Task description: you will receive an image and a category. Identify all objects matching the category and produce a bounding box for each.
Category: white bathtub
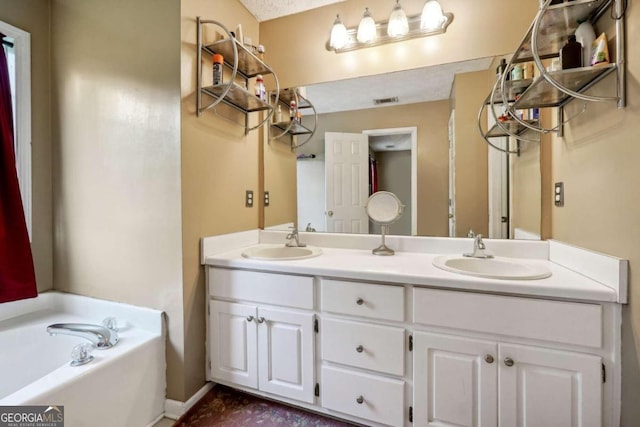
[0,291,165,427]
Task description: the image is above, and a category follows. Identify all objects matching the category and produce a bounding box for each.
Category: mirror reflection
[266,57,542,240]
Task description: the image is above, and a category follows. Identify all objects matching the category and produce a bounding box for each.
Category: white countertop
[205,243,620,303]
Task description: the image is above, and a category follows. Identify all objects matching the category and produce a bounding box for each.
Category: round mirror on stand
[365,191,405,256]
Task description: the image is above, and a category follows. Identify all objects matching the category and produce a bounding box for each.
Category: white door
[209,300,258,389]
[499,343,602,427]
[257,307,315,403]
[325,132,369,233]
[414,331,498,426]
[487,106,509,239]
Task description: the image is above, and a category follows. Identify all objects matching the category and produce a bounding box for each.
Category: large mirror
[261,0,544,240]
[265,58,543,240]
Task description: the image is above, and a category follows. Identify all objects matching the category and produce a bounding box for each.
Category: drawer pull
[257,317,266,324]
[356,345,364,353]
[356,298,364,306]
[246,315,254,322]
[356,395,364,404]
[504,357,514,367]
[484,354,494,364]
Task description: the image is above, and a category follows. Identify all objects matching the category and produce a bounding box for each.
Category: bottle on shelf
[561,35,582,69]
[575,20,596,68]
[289,100,298,122]
[212,54,224,85]
[255,74,266,102]
[274,104,282,123]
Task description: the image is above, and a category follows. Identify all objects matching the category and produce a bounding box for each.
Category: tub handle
[71,343,95,367]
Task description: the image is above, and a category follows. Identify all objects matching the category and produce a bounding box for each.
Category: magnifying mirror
[365,191,405,256]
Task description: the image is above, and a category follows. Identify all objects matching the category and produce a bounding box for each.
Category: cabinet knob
[484,354,494,364]
[356,395,364,404]
[356,298,364,306]
[356,345,364,353]
[504,357,514,367]
[257,317,266,324]
[246,315,254,322]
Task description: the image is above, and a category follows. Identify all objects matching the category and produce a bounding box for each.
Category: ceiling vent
[373,96,399,105]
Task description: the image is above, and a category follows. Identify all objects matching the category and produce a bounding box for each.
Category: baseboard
[164,382,214,420]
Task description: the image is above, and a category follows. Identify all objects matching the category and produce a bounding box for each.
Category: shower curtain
[0,32,37,303]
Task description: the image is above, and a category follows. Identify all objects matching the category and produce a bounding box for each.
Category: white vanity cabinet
[207,268,316,404]
[320,279,408,427]
[412,288,605,427]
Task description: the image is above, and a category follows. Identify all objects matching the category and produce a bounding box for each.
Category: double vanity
[202,229,627,427]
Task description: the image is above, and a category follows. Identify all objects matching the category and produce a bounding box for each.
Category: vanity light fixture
[326,0,453,53]
[387,1,409,37]
[329,14,348,49]
[357,8,377,43]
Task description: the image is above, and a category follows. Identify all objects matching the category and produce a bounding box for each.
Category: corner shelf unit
[479,0,625,154]
[269,88,318,149]
[196,18,279,134]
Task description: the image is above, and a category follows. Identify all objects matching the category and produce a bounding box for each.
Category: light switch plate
[554,182,564,207]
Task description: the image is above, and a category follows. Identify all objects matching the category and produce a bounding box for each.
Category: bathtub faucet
[47,323,119,349]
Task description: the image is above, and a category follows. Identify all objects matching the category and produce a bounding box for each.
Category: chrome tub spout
[47,323,119,349]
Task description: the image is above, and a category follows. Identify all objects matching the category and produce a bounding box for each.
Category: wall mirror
[264,57,543,241]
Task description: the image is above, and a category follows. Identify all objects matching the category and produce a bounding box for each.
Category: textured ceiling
[239,0,345,22]
[304,57,494,114]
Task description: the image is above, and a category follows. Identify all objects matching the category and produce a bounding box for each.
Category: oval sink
[241,244,322,261]
[433,255,552,280]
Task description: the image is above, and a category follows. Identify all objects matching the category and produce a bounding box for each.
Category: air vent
[374,96,399,105]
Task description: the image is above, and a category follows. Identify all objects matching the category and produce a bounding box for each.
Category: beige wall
[295,101,450,236]
[50,0,185,399]
[0,0,52,292]
[260,0,538,88]
[549,4,640,419]
[180,0,261,399]
[263,133,297,229]
[452,70,489,237]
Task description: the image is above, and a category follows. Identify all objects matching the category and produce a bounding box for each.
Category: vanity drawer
[208,268,313,309]
[321,279,404,321]
[322,365,404,427]
[413,288,602,348]
[322,318,405,376]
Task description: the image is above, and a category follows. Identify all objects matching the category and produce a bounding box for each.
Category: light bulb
[357,8,377,43]
[387,1,409,37]
[330,14,348,49]
[421,0,445,31]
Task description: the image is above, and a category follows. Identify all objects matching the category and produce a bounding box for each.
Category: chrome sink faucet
[463,234,494,259]
[47,323,119,349]
[286,227,306,247]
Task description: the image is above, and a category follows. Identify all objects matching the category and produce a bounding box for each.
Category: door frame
[362,127,418,236]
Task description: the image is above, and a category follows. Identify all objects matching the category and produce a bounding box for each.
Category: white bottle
[575,21,596,67]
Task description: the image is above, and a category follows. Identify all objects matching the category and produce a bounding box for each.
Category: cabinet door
[499,343,602,427]
[257,307,315,403]
[414,331,498,427]
[209,300,258,388]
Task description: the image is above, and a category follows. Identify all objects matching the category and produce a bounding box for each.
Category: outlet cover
[264,191,270,207]
[245,190,254,207]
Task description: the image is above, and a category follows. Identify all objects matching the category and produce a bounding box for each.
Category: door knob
[327,211,334,217]
[504,357,514,367]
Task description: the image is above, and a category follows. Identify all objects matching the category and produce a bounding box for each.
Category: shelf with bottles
[268,88,318,148]
[196,18,278,134]
[478,0,625,152]
[512,0,611,63]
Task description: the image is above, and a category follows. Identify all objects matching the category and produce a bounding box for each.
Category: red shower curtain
[0,33,37,303]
